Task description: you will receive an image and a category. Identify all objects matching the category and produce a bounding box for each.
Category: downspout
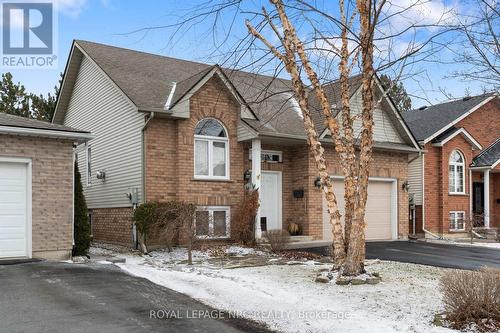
[420,151,441,239]
[136,111,155,249]
[72,145,76,248]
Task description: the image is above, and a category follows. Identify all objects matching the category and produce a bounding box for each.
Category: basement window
[449,211,465,231]
[195,207,230,238]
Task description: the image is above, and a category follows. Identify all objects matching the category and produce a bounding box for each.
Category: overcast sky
[4,0,495,108]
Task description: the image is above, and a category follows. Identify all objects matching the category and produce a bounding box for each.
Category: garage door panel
[0,162,29,259]
[323,179,394,241]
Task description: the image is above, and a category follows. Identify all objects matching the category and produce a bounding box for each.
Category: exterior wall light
[314,177,322,189]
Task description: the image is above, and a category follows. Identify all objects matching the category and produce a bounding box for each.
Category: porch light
[243,170,251,181]
[402,180,409,191]
[314,177,322,188]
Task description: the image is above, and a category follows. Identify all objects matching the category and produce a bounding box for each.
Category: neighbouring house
[52,40,420,247]
[0,113,92,260]
[403,94,499,238]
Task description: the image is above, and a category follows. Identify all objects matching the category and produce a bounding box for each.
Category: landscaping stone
[318,267,330,272]
[336,276,351,285]
[351,278,367,285]
[315,275,331,283]
[366,276,381,285]
[372,272,380,278]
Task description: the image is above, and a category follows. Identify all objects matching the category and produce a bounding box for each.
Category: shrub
[440,267,500,332]
[231,188,259,245]
[266,229,290,253]
[154,201,196,259]
[73,162,91,256]
[133,202,158,253]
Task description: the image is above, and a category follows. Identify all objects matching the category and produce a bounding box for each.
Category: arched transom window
[194,118,229,179]
[449,150,465,194]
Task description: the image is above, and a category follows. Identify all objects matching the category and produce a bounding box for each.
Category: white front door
[260,171,282,231]
[0,162,29,258]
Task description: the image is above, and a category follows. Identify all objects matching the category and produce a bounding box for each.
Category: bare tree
[124,0,454,276]
[449,0,499,87]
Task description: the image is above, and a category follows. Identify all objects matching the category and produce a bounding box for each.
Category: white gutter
[0,126,94,142]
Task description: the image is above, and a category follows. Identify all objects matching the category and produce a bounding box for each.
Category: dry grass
[440,267,500,332]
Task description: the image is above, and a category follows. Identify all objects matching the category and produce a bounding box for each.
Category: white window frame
[449,211,465,231]
[195,206,231,239]
[248,149,283,163]
[449,150,465,194]
[86,144,92,186]
[193,119,230,180]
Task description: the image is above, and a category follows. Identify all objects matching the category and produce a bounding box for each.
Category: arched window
[194,118,229,179]
[449,150,465,194]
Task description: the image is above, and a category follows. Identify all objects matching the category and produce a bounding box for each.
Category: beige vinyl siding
[64,55,144,208]
[408,155,423,205]
[339,88,405,143]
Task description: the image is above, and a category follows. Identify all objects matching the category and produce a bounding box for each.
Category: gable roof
[402,93,497,142]
[54,40,418,149]
[0,112,92,141]
[431,126,482,150]
[471,138,500,168]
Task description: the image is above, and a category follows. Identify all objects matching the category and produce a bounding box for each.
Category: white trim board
[0,125,94,142]
[0,157,32,259]
[431,128,482,150]
[423,95,496,144]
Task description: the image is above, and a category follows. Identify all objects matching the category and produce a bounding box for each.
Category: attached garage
[0,160,30,258]
[323,177,398,241]
[0,113,91,260]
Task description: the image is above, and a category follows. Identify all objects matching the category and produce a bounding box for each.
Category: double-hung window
[194,118,229,180]
[449,150,465,194]
[449,211,465,231]
[195,207,230,238]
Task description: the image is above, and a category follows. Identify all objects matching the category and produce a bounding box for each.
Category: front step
[259,235,315,244]
[475,228,499,240]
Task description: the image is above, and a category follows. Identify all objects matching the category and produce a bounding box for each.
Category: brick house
[404,94,499,238]
[0,113,92,260]
[52,40,420,246]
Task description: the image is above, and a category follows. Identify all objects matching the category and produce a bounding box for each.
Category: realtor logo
[1,0,57,68]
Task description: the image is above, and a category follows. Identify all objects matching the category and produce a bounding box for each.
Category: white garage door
[0,162,29,259]
[323,179,395,241]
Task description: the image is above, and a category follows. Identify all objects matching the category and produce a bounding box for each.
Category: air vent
[418,105,427,110]
[462,96,472,101]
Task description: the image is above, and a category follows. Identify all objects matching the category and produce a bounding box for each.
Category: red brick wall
[422,98,499,235]
[144,117,178,202]
[305,146,409,239]
[90,207,134,246]
[424,135,475,234]
[144,75,245,239]
[456,98,500,152]
[0,134,74,259]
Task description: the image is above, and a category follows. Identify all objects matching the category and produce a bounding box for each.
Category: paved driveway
[0,261,272,333]
[366,241,500,270]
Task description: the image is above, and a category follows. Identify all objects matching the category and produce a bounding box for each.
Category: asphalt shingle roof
[471,138,500,167]
[74,40,368,138]
[401,93,497,141]
[0,112,89,133]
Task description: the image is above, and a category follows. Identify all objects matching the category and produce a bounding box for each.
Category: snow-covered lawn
[106,246,456,333]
